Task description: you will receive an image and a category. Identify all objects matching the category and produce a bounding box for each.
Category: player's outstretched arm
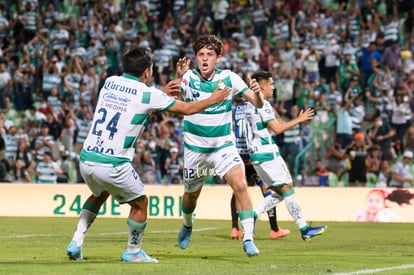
[168,86,231,115]
[268,108,314,134]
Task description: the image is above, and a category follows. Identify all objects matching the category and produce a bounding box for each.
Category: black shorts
[245,163,260,187]
[348,172,367,183]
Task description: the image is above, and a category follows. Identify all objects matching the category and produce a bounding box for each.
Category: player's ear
[216,55,222,64]
[141,67,152,83]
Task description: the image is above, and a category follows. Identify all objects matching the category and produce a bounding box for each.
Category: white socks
[72,209,97,246]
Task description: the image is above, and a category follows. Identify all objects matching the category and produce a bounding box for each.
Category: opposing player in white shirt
[66,47,230,263]
[174,35,264,256]
[246,70,327,241]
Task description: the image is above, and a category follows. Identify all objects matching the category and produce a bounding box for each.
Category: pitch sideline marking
[0,227,219,239]
[329,264,414,275]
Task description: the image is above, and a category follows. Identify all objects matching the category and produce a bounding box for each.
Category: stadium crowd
[0,0,414,187]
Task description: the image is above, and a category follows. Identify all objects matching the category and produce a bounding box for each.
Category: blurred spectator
[250,0,270,42]
[35,151,62,184]
[404,122,414,152]
[211,0,229,39]
[325,82,342,115]
[0,61,12,109]
[14,56,34,111]
[376,159,391,188]
[390,150,413,188]
[2,124,18,166]
[337,53,359,93]
[280,105,303,172]
[34,123,54,163]
[56,149,71,183]
[390,86,412,154]
[164,146,183,184]
[223,5,241,39]
[14,138,35,177]
[304,44,321,86]
[336,95,354,149]
[325,139,346,180]
[73,104,92,155]
[9,158,30,183]
[133,131,157,185]
[323,38,340,84]
[360,42,383,89]
[368,114,396,161]
[343,132,369,187]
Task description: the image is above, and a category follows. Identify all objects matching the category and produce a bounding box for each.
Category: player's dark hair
[122,47,153,78]
[193,35,223,56]
[251,71,273,82]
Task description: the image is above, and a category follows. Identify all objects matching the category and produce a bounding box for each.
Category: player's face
[260,78,274,98]
[195,47,220,79]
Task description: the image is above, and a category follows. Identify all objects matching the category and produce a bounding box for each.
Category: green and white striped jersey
[36,161,59,184]
[81,73,176,165]
[244,100,280,164]
[180,68,249,153]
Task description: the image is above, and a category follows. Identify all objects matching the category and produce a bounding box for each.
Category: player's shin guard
[71,200,100,246]
[126,218,147,253]
[254,192,283,216]
[283,188,307,229]
[238,209,255,241]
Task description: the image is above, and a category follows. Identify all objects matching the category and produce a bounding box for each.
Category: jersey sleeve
[257,101,276,124]
[229,72,249,97]
[150,87,177,112]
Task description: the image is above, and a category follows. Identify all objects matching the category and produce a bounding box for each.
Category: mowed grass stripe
[0,217,413,275]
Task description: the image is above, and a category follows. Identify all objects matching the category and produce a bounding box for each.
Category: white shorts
[183,145,243,193]
[80,162,145,204]
[252,154,293,188]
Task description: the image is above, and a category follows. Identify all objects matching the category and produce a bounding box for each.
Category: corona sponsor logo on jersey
[204,104,226,113]
[103,80,138,95]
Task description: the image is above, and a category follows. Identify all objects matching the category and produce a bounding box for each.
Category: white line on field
[0,227,219,239]
[328,264,414,275]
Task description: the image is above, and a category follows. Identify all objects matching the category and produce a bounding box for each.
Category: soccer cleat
[231,228,241,240]
[243,240,259,257]
[121,249,158,263]
[178,224,192,249]
[301,225,327,241]
[270,228,290,239]
[66,240,83,260]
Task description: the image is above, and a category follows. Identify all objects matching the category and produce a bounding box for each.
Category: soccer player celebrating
[245,70,327,241]
[66,47,230,262]
[231,96,290,240]
[174,34,264,256]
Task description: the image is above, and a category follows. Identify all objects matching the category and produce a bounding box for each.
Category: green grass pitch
[0,217,413,275]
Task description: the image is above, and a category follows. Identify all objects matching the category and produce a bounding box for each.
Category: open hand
[175,57,191,79]
[163,80,181,98]
[298,108,315,122]
[210,86,231,104]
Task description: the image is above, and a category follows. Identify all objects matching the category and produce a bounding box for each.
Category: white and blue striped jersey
[233,102,253,157]
[81,73,176,165]
[180,68,249,153]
